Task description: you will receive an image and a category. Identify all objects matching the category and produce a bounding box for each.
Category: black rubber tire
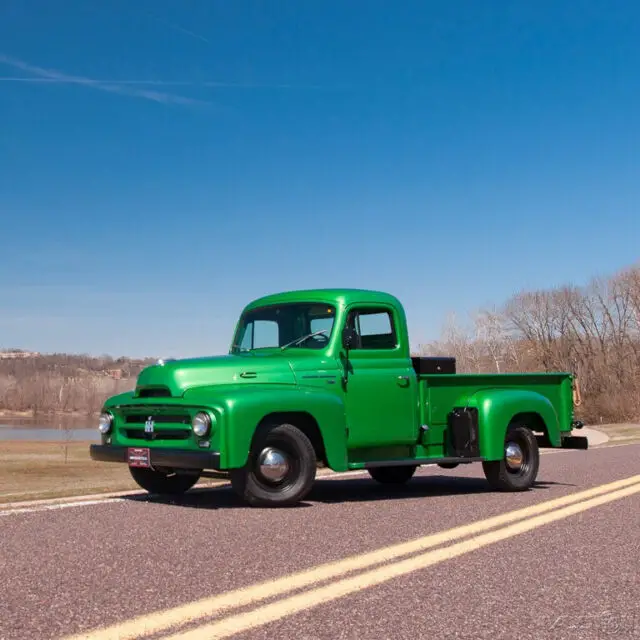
[230,423,317,507]
[368,465,417,485]
[482,424,539,491]
[437,462,459,469]
[129,466,200,495]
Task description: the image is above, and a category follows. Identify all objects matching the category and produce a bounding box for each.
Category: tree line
[0,354,154,417]
[419,261,640,424]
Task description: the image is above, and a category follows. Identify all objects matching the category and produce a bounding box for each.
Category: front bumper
[90,445,221,470]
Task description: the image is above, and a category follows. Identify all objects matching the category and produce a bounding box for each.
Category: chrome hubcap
[505,442,524,470]
[257,447,290,482]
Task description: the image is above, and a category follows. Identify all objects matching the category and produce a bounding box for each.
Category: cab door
[342,305,418,449]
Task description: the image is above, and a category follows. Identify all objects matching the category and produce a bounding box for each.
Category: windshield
[232,303,336,352]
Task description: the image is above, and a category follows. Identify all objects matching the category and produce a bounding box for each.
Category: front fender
[182,385,348,470]
[466,389,561,460]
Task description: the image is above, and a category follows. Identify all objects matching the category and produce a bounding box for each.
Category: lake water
[0,422,100,442]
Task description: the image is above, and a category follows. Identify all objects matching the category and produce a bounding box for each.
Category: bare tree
[421,262,640,424]
[0,353,154,417]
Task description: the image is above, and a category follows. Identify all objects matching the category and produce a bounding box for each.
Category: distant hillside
[0,353,156,417]
[0,349,41,360]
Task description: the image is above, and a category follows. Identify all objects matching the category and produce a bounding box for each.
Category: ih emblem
[144,416,155,440]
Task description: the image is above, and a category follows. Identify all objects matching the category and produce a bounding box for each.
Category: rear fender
[183,385,348,470]
[466,389,561,461]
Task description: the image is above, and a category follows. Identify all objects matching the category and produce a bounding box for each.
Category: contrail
[0,75,337,91]
[0,53,204,105]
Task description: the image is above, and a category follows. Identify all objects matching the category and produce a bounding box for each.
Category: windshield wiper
[280,329,328,351]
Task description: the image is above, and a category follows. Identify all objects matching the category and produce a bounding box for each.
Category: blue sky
[1,0,639,358]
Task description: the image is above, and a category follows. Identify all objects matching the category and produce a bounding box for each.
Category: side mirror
[342,327,358,350]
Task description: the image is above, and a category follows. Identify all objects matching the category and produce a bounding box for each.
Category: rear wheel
[482,424,539,491]
[230,423,317,507]
[129,466,200,495]
[368,465,417,485]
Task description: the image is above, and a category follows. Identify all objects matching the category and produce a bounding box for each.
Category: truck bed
[411,357,575,458]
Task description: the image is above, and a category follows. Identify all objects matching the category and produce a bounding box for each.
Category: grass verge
[0,441,227,505]
[592,422,640,444]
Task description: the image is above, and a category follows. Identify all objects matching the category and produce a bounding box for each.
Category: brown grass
[0,441,229,504]
[594,422,640,443]
[0,441,140,503]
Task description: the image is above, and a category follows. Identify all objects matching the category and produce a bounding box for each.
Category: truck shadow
[123,485,262,510]
[307,475,573,504]
[122,475,574,510]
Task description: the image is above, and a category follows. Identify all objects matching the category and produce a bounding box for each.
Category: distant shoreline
[0,409,98,421]
[0,352,146,421]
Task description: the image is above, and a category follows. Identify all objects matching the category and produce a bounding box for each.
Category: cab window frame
[344,305,399,351]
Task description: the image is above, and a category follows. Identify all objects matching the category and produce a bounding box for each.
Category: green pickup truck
[90,288,587,507]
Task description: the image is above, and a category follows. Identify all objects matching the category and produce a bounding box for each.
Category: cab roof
[243,288,403,311]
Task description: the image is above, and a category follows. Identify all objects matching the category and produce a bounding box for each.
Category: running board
[363,456,483,469]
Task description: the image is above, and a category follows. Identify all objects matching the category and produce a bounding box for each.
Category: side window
[348,308,397,350]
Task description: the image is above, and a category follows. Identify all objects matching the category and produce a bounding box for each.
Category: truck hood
[135,353,296,397]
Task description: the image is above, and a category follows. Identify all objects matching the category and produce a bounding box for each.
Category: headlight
[192,412,211,437]
[98,412,113,434]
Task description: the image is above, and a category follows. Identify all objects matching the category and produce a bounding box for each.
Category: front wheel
[482,425,539,491]
[129,466,200,495]
[230,423,317,507]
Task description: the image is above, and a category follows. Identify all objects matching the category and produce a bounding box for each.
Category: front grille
[123,428,191,441]
[124,414,190,425]
[118,409,193,443]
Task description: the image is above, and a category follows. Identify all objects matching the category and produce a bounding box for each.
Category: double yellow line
[66,474,640,640]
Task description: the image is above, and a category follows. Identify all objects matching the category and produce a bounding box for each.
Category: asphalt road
[1,442,639,640]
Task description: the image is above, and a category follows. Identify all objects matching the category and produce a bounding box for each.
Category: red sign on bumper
[127,447,151,468]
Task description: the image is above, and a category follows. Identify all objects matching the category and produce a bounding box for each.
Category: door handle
[240,371,257,379]
[397,375,410,387]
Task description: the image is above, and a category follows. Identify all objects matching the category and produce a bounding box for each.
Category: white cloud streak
[0,75,333,90]
[0,53,204,105]
[152,16,211,44]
